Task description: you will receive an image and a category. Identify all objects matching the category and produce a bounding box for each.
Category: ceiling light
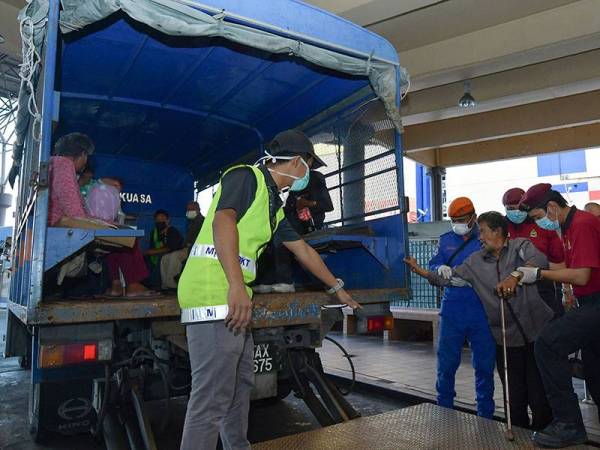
[0,34,5,44]
[458,80,476,108]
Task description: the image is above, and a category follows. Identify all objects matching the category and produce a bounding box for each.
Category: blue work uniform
[429,226,496,418]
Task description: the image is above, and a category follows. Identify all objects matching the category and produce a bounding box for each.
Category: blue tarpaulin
[13,0,407,193]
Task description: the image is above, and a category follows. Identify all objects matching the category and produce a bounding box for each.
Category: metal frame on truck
[4,0,410,446]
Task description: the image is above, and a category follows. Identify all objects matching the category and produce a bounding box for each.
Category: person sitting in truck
[160,201,204,290]
[144,209,184,289]
[48,132,157,298]
[177,129,360,450]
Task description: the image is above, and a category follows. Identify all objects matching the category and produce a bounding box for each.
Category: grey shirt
[426,238,554,347]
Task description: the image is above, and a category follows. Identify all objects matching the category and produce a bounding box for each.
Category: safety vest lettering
[190,244,256,276]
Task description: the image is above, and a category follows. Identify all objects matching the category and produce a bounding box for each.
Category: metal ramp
[253,403,594,449]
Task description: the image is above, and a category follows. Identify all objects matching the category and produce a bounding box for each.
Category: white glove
[449,277,471,288]
[517,266,539,284]
[437,265,453,280]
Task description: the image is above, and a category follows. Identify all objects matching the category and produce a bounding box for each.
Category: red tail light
[39,340,111,368]
[367,317,384,332]
[366,316,394,333]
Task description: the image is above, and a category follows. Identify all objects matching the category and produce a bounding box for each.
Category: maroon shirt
[561,208,600,297]
[507,220,564,263]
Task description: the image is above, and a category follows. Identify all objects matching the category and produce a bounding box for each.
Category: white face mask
[186,211,198,220]
[451,222,471,236]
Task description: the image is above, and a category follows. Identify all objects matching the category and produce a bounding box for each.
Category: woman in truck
[48,132,158,298]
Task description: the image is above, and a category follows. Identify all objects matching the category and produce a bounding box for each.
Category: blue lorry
[4,0,410,447]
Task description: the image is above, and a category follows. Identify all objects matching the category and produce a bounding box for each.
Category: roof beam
[408,122,600,167]
[403,89,600,152]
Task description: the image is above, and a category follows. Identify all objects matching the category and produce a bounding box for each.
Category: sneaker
[252,285,273,294]
[532,421,588,448]
[272,283,295,293]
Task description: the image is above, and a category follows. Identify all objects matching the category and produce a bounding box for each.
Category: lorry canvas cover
[11,0,408,187]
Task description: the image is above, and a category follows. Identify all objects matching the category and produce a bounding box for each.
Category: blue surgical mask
[506,209,528,224]
[260,152,311,192]
[289,162,310,192]
[535,215,560,231]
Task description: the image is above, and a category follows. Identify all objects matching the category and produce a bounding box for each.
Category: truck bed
[8,289,407,327]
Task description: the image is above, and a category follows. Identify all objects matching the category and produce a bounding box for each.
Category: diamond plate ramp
[253,403,593,449]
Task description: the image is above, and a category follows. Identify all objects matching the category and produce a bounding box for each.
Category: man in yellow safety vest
[178,129,360,450]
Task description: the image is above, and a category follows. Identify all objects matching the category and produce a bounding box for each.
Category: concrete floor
[319,332,600,442]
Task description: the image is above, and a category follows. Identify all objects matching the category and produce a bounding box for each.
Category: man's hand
[437,265,452,280]
[562,284,576,311]
[404,256,428,277]
[335,288,362,310]
[404,256,419,272]
[225,283,252,331]
[496,276,518,299]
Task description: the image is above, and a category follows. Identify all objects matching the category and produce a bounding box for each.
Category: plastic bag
[87,181,121,223]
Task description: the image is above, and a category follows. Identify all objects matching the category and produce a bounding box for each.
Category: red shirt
[562,208,600,297]
[507,220,564,263]
[48,156,89,226]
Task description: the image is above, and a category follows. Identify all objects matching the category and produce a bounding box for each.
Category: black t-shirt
[155,225,184,251]
[184,215,204,247]
[285,170,333,232]
[216,166,300,246]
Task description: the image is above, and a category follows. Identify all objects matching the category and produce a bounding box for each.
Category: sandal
[125,290,162,299]
[94,290,124,299]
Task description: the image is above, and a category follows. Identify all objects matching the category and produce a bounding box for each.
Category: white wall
[445,147,600,216]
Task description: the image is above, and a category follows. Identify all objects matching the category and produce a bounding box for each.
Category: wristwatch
[510,270,523,282]
[326,278,345,294]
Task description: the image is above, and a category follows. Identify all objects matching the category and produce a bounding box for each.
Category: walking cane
[500,296,515,441]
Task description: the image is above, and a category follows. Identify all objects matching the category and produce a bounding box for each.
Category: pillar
[342,121,374,224]
[427,166,446,221]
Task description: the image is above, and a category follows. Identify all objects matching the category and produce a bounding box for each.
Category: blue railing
[391,238,441,309]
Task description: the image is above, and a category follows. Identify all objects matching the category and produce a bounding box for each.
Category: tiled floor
[319,333,600,441]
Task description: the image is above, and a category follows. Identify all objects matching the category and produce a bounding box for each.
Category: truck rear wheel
[277,380,292,400]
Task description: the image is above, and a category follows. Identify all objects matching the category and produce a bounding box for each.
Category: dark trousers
[535,294,600,426]
[144,255,162,289]
[255,244,293,285]
[537,280,565,318]
[496,343,553,430]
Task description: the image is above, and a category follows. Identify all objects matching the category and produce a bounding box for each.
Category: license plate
[253,343,274,374]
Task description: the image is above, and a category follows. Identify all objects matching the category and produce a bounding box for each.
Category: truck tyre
[19,355,30,369]
[18,333,32,369]
[277,380,292,400]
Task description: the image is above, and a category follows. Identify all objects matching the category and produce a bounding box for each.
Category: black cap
[268,129,326,169]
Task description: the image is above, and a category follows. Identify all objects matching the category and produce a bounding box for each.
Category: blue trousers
[437,298,496,418]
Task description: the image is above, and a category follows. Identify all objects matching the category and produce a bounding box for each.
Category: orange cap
[448,197,475,218]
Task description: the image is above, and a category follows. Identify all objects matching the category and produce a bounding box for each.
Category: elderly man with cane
[405,211,555,435]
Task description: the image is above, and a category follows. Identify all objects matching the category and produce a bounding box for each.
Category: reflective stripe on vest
[181,305,228,324]
[189,243,256,276]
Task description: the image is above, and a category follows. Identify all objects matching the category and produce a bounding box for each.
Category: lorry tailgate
[9,289,405,326]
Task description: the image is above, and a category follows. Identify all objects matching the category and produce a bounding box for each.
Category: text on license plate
[253,343,273,373]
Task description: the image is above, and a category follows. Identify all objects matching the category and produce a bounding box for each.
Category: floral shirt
[48,156,89,226]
